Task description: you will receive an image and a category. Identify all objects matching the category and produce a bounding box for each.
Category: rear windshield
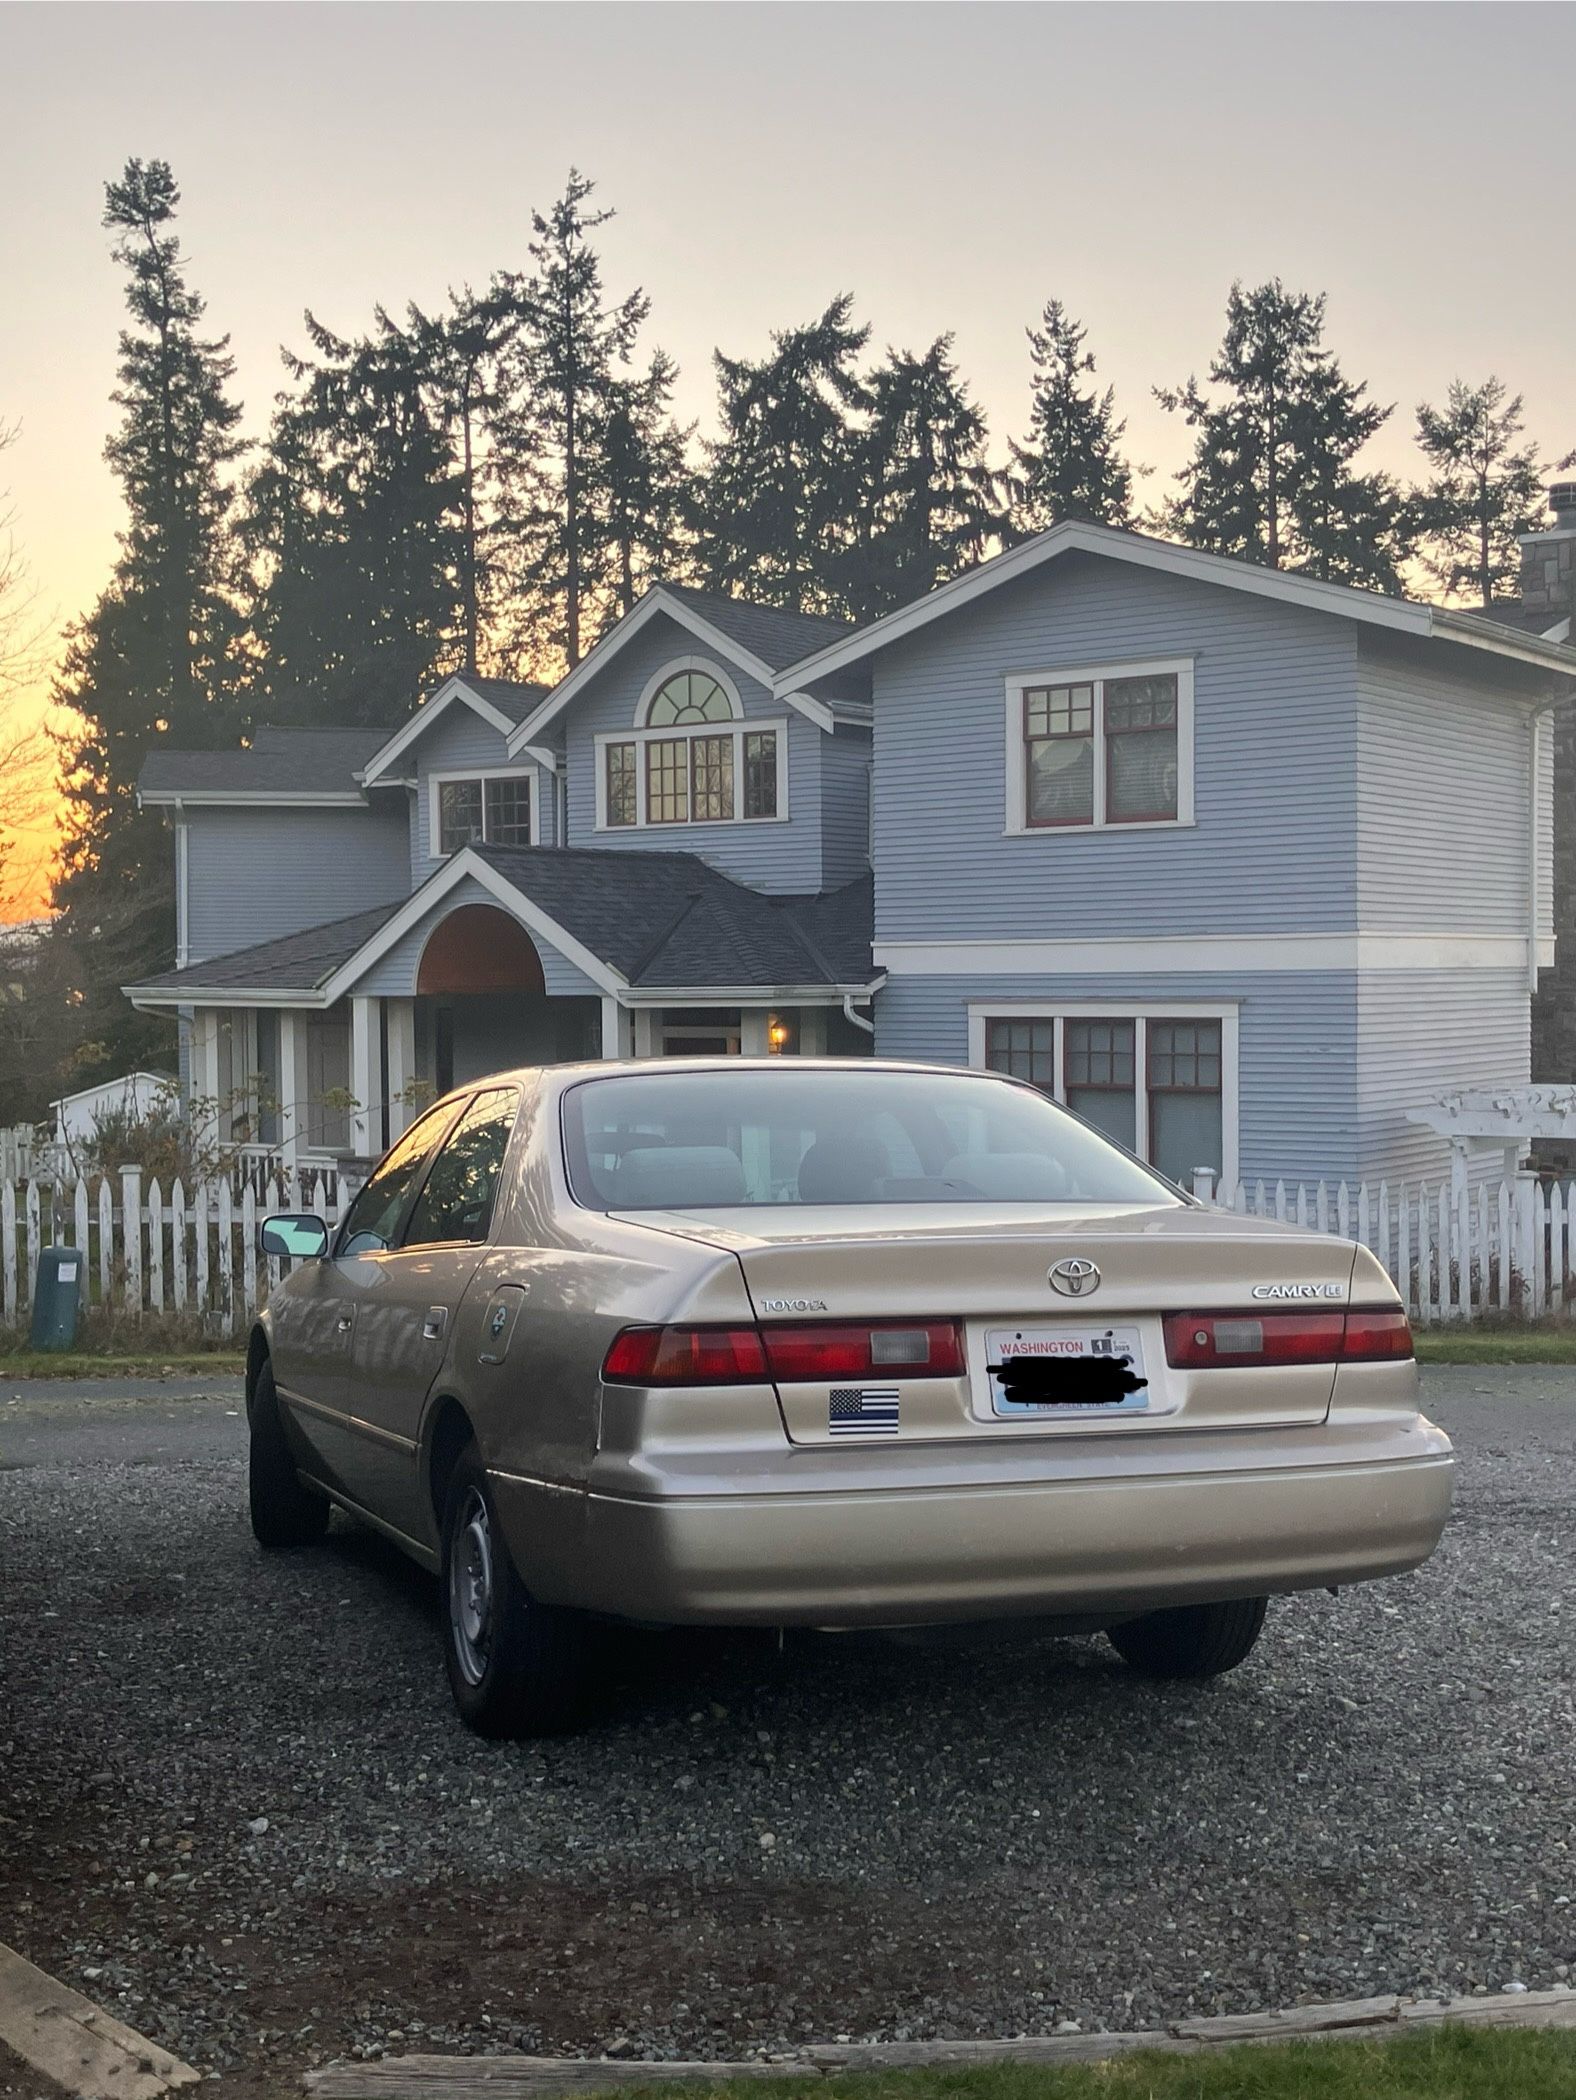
[562,1068,1177,1210]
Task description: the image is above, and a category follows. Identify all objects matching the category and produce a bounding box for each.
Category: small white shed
[52,1071,175,1153]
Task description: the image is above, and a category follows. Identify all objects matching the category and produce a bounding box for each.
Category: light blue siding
[874,969,1361,1185]
[353,874,605,1000]
[184,805,409,965]
[1356,967,1531,1182]
[820,727,872,885]
[1356,633,1547,934]
[871,555,1361,943]
[407,705,551,889]
[561,614,826,892]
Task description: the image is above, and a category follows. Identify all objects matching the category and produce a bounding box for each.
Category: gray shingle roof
[139,726,392,799]
[474,846,874,989]
[131,902,405,995]
[1436,600,1569,640]
[441,675,551,723]
[128,852,875,1000]
[654,586,858,673]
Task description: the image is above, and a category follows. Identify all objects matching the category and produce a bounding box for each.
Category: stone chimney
[1519,483,1576,622]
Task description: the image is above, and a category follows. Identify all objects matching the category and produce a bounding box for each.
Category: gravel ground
[1,1371,1573,2094]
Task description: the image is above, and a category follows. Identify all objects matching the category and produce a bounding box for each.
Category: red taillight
[762,1319,965,1383]
[601,1325,768,1385]
[1163,1308,1413,1369]
[600,1318,965,1386]
[1341,1308,1415,1361]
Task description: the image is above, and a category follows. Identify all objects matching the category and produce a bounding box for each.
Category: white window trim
[427,766,540,860]
[1004,656,1195,837]
[593,719,790,831]
[634,654,745,728]
[967,999,1238,1192]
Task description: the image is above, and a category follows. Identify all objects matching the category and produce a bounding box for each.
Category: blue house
[128,523,1576,1189]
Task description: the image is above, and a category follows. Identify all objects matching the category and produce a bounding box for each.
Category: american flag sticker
[828,1386,901,1436]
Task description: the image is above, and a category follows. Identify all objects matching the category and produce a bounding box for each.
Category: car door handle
[423,1307,449,1341]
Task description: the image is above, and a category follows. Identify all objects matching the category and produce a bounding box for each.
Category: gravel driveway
[2,1370,1573,2090]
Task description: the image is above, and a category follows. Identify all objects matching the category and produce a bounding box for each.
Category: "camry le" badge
[1251,1282,1343,1301]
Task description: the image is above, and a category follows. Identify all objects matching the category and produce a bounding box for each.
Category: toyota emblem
[1049,1257,1101,1298]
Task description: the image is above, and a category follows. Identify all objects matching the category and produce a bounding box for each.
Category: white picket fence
[0,1165,1571,1334]
[1197,1171,1568,1323]
[0,1168,356,1336]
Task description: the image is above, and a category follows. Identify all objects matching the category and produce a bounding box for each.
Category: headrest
[609,1144,749,1208]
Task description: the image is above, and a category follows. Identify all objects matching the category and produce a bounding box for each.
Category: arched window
[645,670,735,725]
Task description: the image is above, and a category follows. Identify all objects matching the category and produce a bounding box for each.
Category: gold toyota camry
[251,1058,1454,1736]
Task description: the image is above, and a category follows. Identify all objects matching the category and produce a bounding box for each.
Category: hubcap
[448,1487,494,1687]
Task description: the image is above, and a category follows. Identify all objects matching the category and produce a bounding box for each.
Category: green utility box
[30,1244,85,1352]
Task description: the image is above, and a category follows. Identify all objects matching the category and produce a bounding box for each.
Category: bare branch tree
[0,420,56,920]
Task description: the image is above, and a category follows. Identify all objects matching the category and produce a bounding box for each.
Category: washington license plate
[985,1326,1149,1415]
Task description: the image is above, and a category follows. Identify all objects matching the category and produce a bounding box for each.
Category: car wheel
[1108,1596,1268,1680]
[248,1358,330,1548]
[440,1444,591,1738]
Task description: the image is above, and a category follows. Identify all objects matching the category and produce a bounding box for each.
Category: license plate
[984,1326,1149,1415]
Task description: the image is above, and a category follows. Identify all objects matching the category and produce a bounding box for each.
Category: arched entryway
[414,904,598,1093]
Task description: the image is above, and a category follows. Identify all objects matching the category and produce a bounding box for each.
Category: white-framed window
[596,657,785,830]
[967,1001,1237,1190]
[428,767,538,858]
[1003,657,1194,834]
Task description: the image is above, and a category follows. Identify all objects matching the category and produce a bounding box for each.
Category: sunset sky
[2,0,1573,919]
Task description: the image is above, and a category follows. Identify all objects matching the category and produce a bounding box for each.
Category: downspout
[1528,696,1560,995]
[841,992,876,1036]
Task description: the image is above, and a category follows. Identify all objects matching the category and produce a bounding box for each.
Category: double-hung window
[1010,659,1192,832]
[432,770,535,856]
[975,1006,1232,1188]
[599,661,785,831]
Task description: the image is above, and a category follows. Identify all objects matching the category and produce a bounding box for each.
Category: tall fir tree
[847,335,1003,618]
[1008,300,1133,536]
[411,286,517,669]
[240,308,464,726]
[696,294,870,616]
[600,348,692,620]
[492,170,647,671]
[1157,280,1410,592]
[53,159,244,1080]
[1412,377,1550,608]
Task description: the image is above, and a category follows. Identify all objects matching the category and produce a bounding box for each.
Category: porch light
[767,1016,790,1054]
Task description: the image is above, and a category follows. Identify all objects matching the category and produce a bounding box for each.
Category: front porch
[137,843,880,1169]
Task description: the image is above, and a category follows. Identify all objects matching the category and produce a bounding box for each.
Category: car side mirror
[259,1213,330,1261]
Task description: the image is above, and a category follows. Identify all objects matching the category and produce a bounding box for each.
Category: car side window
[402,1089,519,1249]
[335,1102,461,1255]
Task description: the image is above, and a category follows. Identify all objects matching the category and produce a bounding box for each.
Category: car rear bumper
[494,1415,1455,1628]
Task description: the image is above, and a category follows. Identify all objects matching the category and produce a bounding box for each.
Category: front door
[343,1086,521,1539]
[273,1100,461,1502]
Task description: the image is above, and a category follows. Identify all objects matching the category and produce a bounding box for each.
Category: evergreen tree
[492,170,647,671]
[1157,280,1410,592]
[696,294,870,616]
[848,335,1003,617]
[1008,300,1133,535]
[1412,377,1550,608]
[241,308,464,726]
[53,159,244,1079]
[600,348,692,620]
[411,286,517,669]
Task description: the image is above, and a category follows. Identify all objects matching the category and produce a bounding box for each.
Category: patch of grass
[627,2027,1576,2100]
[0,1349,244,1379]
[1415,1328,1576,1364]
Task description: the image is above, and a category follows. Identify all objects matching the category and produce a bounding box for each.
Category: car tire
[440,1444,591,1738]
[1107,1596,1268,1680]
[248,1358,330,1549]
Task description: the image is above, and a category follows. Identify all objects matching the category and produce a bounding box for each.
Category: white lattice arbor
[1407,1086,1576,1199]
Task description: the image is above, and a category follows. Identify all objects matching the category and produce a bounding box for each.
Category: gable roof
[509,585,864,752]
[138,726,392,806]
[359,672,552,785]
[774,521,1576,688]
[125,849,876,1009]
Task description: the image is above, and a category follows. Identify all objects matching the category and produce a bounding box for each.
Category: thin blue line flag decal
[828,1386,901,1436]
